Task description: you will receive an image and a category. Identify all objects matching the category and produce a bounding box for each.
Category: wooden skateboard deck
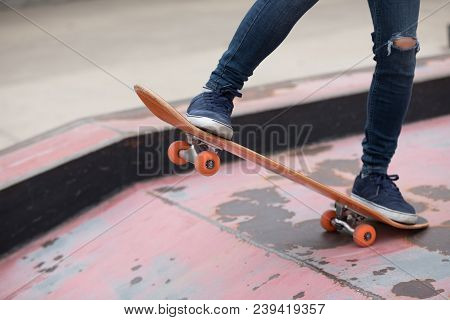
[134,84,428,246]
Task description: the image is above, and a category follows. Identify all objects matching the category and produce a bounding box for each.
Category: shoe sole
[186,114,233,140]
[350,193,418,225]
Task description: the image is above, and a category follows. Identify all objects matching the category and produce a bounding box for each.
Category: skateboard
[134,84,428,247]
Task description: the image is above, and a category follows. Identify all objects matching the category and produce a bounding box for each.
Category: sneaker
[186,89,234,140]
[351,173,417,224]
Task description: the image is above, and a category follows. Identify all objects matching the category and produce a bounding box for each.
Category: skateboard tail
[134,85,190,132]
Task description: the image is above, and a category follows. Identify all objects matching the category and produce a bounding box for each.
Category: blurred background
[1,0,449,150]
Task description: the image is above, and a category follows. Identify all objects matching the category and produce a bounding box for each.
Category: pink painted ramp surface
[1,115,449,299]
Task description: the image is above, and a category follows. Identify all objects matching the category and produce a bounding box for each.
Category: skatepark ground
[0,0,449,300]
[1,114,449,299]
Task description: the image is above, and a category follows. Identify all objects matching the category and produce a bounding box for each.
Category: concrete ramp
[1,115,449,299]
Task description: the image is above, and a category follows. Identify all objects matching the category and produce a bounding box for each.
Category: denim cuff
[361,165,388,175]
[205,81,242,98]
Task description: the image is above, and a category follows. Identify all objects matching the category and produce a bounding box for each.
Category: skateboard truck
[168,135,222,176]
[333,202,358,233]
[321,202,377,247]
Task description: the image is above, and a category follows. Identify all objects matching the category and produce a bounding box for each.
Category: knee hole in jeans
[393,37,417,50]
[386,36,419,56]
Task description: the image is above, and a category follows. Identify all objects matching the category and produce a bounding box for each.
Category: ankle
[360,166,388,178]
[204,83,242,99]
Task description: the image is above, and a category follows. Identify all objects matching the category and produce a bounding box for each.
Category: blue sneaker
[186,89,234,140]
[351,173,417,224]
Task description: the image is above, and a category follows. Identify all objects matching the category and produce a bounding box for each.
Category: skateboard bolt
[364,232,372,241]
[205,160,215,169]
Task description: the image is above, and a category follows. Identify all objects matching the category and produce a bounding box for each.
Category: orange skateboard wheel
[353,224,376,247]
[195,151,220,176]
[168,140,190,165]
[320,210,337,232]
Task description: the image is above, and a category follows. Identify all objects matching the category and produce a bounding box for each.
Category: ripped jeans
[205,0,420,175]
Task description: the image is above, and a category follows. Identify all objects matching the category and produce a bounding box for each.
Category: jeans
[205,0,420,175]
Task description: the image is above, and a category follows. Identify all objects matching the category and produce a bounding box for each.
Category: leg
[362,0,420,174]
[187,0,318,138]
[352,0,420,224]
[206,0,319,96]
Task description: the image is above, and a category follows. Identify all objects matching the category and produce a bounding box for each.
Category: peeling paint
[296,250,313,256]
[130,277,143,286]
[408,226,450,256]
[216,187,351,251]
[292,291,305,299]
[309,159,360,186]
[42,238,58,248]
[392,279,444,299]
[252,274,280,291]
[373,267,395,276]
[155,186,186,193]
[218,216,238,223]
[409,185,450,202]
[42,265,58,273]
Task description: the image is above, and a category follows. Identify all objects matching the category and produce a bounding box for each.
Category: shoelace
[373,174,403,199]
[203,91,234,114]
